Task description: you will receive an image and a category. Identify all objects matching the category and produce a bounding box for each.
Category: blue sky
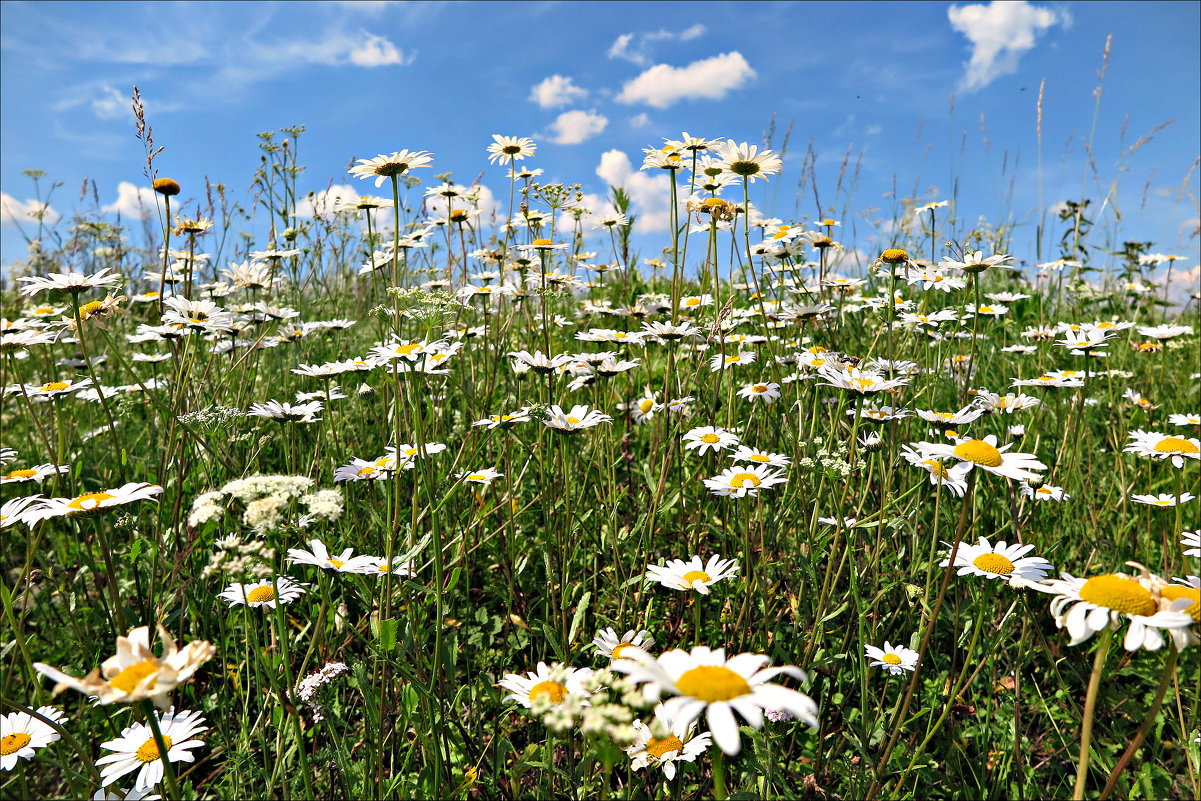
[2,0,1198,279]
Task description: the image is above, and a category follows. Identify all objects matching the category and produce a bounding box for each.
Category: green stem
[1074,628,1114,801]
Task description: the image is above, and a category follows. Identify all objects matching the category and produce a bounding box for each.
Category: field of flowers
[1,112,1198,801]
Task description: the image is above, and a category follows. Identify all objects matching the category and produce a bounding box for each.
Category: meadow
[0,100,1198,801]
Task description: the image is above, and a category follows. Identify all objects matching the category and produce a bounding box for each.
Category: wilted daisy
[682,426,740,455]
[1041,567,1194,651]
[941,537,1053,584]
[34,625,215,707]
[286,539,377,574]
[593,628,655,662]
[1131,492,1196,508]
[95,707,207,791]
[864,642,920,675]
[499,662,593,708]
[702,464,788,497]
[737,381,781,403]
[915,435,1047,483]
[1124,430,1200,469]
[645,555,739,595]
[626,704,713,780]
[1,706,67,770]
[614,646,818,756]
[218,576,307,608]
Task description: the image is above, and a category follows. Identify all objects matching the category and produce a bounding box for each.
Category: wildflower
[217,576,307,608]
[544,404,613,432]
[941,537,1053,584]
[18,267,123,298]
[614,646,818,756]
[1040,567,1194,651]
[729,445,791,467]
[593,629,655,662]
[1021,483,1070,502]
[709,351,756,372]
[286,539,377,573]
[941,251,1013,273]
[1124,430,1200,469]
[645,555,739,594]
[1183,531,1200,558]
[29,483,162,521]
[682,426,739,455]
[95,708,207,791]
[294,661,351,722]
[2,463,69,484]
[1,706,67,771]
[818,365,911,396]
[247,400,323,423]
[737,381,781,403]
[34,625,215,707]
[456,468,503,485]
[899,445,971,496]
[702,464,788,497]
[1168,413,1200,427]
[714,140,783,183]
[626,704,712,780]
[510,349,574,374]
[349,150,434,187]
[1131,492,1195,508]
[472,409,532,429]
[1,495,45,528]
[973,389,1040,414]
[865,642,920,674]
[499,662,593,708]
[914,435,1047,483]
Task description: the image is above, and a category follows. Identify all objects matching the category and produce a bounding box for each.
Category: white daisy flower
[18,267,123,297]
[499,662,593,708]
[1,706,67,770]
[28,483,163,522]
[592,628,655,662]
[286,539,377,574]
[1168,413,1200,427]
[348,150,434,187]
[543,404,613,433]
[702,464,789,497]
[217,576,307,608]
[1131,492,1196,508]
[1124,430,1201,469]
[1039,568,1194,651]
[899,445,971,496]
[625,703,713,780]
[864,642,920,675]
[1183,530,1201,558]
[729,445,792,467]
[1020,483,1070,502]
[95,708,207,790]
[737,381,781,403]
[682,426,740,455]
[457,468,503,485]
[940,537,1054,584]
[644,555,739,595]
[613,645,818,756]
[915,435,1047,483]
[1,463,69,484]
[710,351,757,372]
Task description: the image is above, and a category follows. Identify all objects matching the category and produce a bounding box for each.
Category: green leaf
[378,617,398,652]
[568,590,590,648]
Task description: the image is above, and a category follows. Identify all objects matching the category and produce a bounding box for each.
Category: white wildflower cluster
[186,475,341,534]
[201,534,275,580]
[294,661,350,723]
[299,489,344,522]
[795,436,866,478]
[188,491,226,529]
[577,669,641,746]
[177,404,245,433]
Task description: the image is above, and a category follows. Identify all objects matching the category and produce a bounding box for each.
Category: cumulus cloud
[101,181,161,220]
[629,113,651,128]
[529,75,588,109]
[948,1,1069,92]
[1,193,60,227]
[348,32,413,66]
[608,24,707,66]
[595,149,670,233]
[547,110,608,145]
[91,85,128,120]
[616,52,755,109]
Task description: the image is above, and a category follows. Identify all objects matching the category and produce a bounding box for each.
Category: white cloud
[948,1,1069,92]
[616,52,755,109]
[557,191,616,235]
[546,110,608,145]
[629,113,651,128]
[101,181,161,220]
[1,193,60,227]
[529,75,588,109]
[91,85,127,120]
[865,124,883,136]
[608,25,708,66]
[348,33,412,66]
[595,149,670,233]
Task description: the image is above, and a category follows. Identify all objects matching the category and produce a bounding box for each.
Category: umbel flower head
[34,625,215,708]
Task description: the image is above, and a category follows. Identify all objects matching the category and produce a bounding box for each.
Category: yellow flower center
[35,307,53,314]
[882,653,902,665]
[979,306,995,314]
[1160,586,1200,622]
[68,491,115,511]
[81,300,105,315]
[40,381,69,392]
[675,665,751,701]
[1,732,32,756]
[646,735,685,760]
[110,659,159,693]
[750,454,771,463]
[921,459,950,479]
[729,472,762,488]
[953,439,1003,467]
[529,680,566,704]
[329,559,345,569]
[1078,575,1157,616]
[356,467,377,477]
[246,585,277,604]
[467,474,487,481]
[682,570,712,585]
[135,735,172,763]
[1154,437,1198,455]
[684,298,701,307]
[610,643,634,660]
[752,384,768,393]
[532,238,552,247]
[972,553,1015,575]
[6,469,37,479]
[882,248,908,263]
[700,433,720,444]
[853,378,877,391]
[395,343,421,355]
[638,399,654,413]
[566,416,581,425]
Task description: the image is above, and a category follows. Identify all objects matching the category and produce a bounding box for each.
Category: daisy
[592,628,655,662]
[510,349,574,374]
[21,378,94,400]
[641,321,702,341]
[29,483,163,521]
[737,381,781,403]
[682,426,740,455]
[1169,413,1200,427]
[614,646,818,756]
[818,365,911,396]
[940,251,1013,273]
[625,704,713,780]
[1,495,45,528]
[1,706,67,771]
[973,389,1041,414]
[543,404,613,433]
[499,662,593,708]
[457,468,503,485]
[362,557,414,578]
[852,404,911,423]
[619,395,661,424]
[864,642,920,675]
[702,464,788,497]
[2,463,70,484]
[729,445,791,467]
[645,555,739,594]
[915,435,1047,483]
[246,400,323,423]
[899,445,971,496]
[286,539,377,573]
[1040,568,1194,651]
[941,537,1053,584]
[710,351,756,372]
[218,576,307,608]
[1021,483,1070,502]
[1131,492,1195,508]
[18,267,123,298]
[472,409,532,429]
[349,150,434,187]
[1183,531,1201,558]
[160,297,233,331]
[95,708,207,790]
[34,625,215,707]
[1124,430,1201,469]
[714,140,783,183]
